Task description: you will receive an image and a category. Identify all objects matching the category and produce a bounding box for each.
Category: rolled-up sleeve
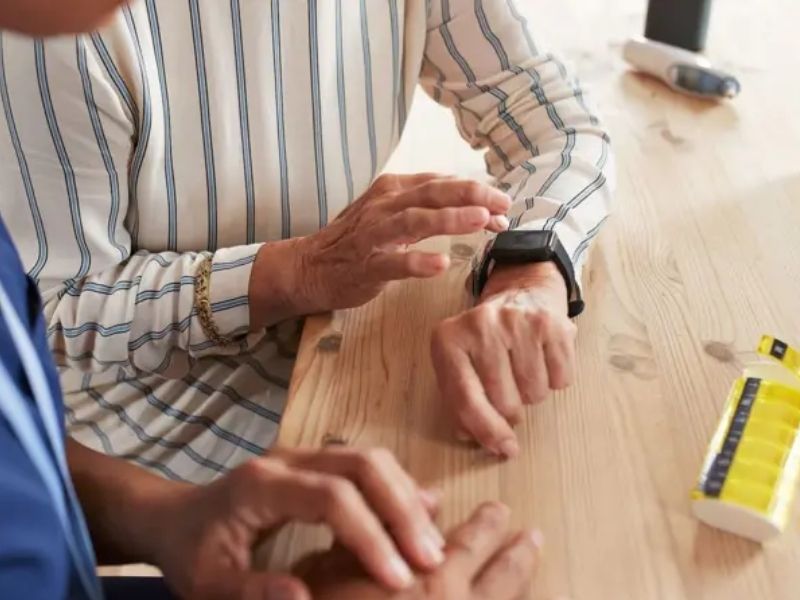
[420,0,614,284]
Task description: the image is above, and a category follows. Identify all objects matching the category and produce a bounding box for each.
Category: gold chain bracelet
[194,255,234,347]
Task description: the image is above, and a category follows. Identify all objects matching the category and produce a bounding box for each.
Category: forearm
[67,439,191,566]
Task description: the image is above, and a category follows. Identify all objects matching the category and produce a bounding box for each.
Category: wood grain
[261,1,800,598]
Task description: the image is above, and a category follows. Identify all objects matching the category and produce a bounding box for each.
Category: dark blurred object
[101,577,175,600]
[645,0,713,51]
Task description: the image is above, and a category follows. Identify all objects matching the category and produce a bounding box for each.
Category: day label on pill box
[772,339,788,360]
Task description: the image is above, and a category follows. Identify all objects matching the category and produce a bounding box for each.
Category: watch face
[494,230,556,249]
[491,230,557,260]
[478,230,580,312]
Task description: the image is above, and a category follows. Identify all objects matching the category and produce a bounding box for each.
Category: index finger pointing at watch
[369,172,447,194]
[394,179,511,214]
[370,206,491,246]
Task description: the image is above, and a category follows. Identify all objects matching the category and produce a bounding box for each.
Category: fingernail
[387,554,415,589]
[497,438,520,459]
[420,532,445,566]
[530,529,545,549]
[490,215,510,230]
[429,523,446,548]
[456,430,473,442]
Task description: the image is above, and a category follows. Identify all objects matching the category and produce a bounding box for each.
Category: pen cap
[644,0,714,52]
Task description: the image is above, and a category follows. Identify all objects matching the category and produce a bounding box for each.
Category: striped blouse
[0,0,613,482]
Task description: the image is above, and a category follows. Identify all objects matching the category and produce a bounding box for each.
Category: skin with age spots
[249,174,512,329]
[432,260,577,458]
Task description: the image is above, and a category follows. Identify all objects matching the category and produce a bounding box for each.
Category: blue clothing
[0,218,172,600]
[0,217,174,600]
[0,216,92,599]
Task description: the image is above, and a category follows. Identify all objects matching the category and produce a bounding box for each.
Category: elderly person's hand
[431,261,577,458]
[298,502,542,600]
[151,446,445,598]
[249,174,511,328]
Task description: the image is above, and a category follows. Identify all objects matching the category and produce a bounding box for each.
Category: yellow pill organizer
[692,335,800,542]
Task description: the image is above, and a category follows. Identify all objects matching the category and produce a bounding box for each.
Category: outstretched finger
[370,206,491,246]
[393,178,511,214]
[366,250,450,281]
[371,172,447,194]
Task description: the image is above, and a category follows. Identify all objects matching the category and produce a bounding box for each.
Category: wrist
[122,478,195,566]
[479,261,569,312]
[249,238,307,329]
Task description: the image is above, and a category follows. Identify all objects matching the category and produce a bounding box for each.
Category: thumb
[238,572,311,600]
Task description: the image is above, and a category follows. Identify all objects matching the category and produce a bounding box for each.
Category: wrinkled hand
[299,502,542,600]
[153,446,445,599]
[297,173,511,312]
[431,261,577,457]
[250,174,511,327]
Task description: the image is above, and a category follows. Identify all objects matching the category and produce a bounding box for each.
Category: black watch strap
[473,233,585,319]
[552,240,585,319]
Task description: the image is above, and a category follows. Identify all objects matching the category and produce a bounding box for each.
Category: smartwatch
[472,230,585,318]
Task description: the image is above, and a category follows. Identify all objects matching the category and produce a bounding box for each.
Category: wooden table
[262,1,800,598]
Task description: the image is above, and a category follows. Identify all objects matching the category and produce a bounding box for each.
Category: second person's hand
[249,173,511,328]
[299,502,542,600]
[151,446,445,599]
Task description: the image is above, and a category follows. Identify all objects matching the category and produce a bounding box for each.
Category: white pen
[623,36,741,100]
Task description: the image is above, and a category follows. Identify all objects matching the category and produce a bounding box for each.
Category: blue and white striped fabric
[0,0,613,483]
